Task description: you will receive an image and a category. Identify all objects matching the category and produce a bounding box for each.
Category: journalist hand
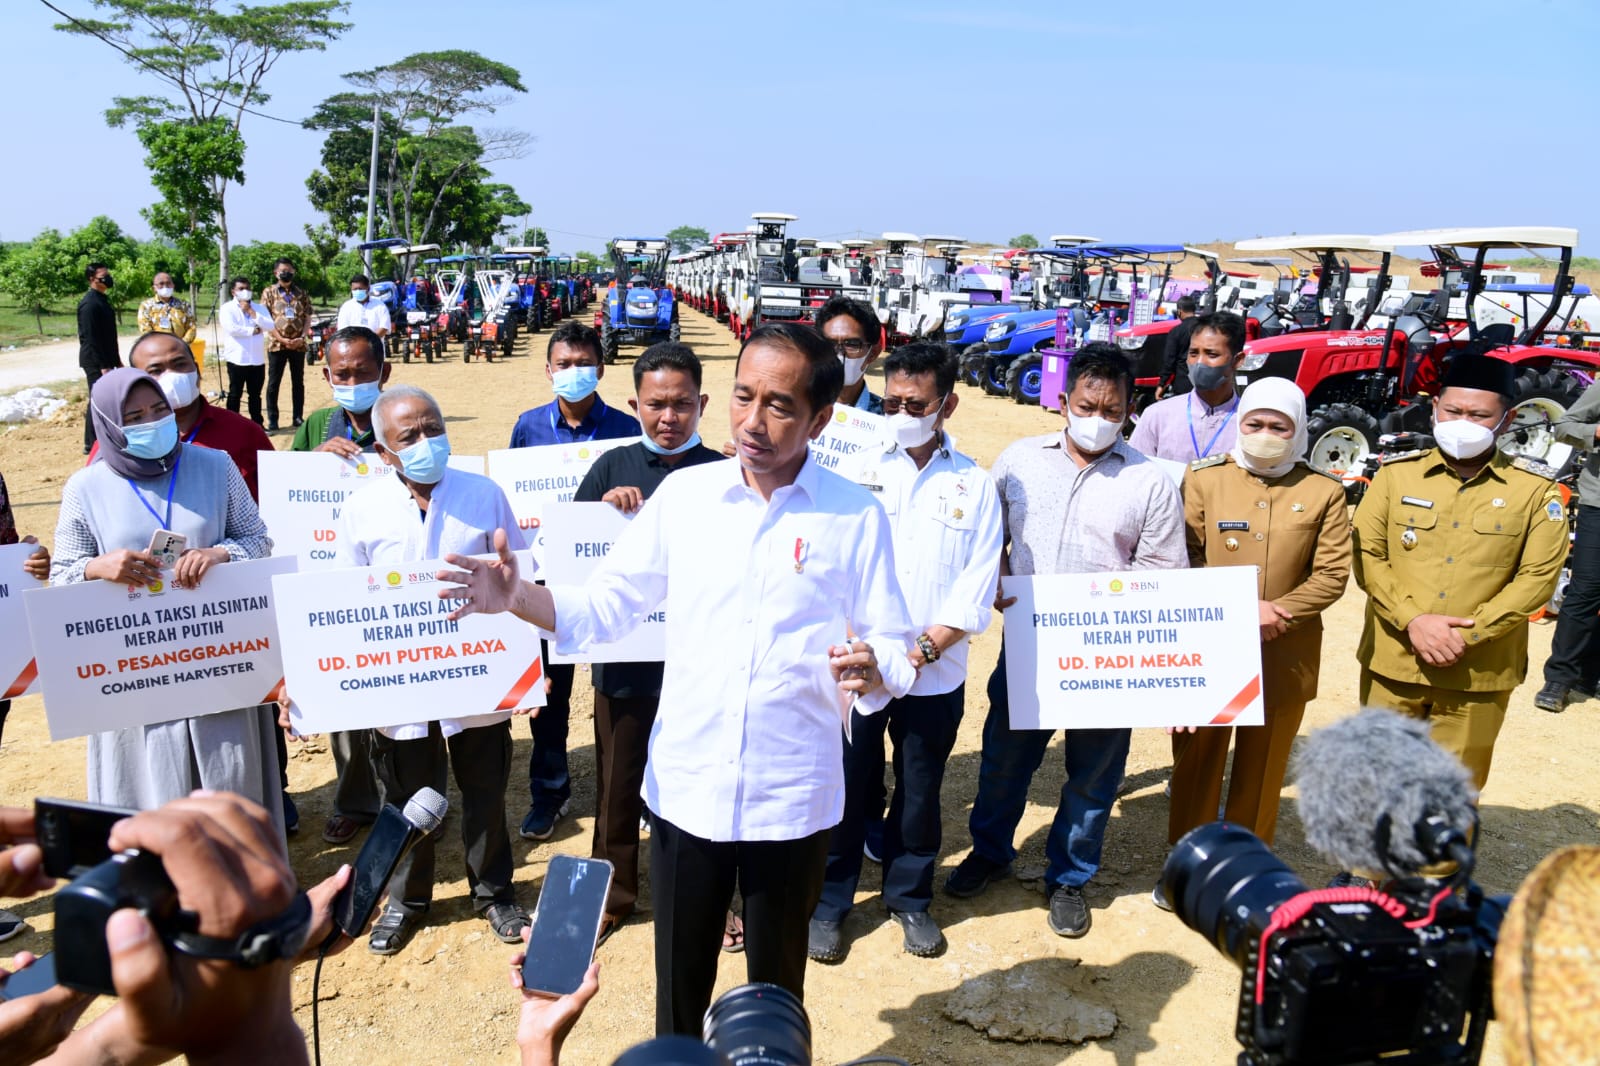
[0,808,54,901]
[509,925,600,1066]
[0,952,92,1066]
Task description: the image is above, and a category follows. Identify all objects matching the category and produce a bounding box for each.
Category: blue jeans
[967,646,1130,891]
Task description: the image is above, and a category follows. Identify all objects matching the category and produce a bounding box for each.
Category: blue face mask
[332,380,381,414]
[353,288,369,303]
[393,432,451,485]
[640,431,702,456]
[123,414,179,460]
[550,365,599,403]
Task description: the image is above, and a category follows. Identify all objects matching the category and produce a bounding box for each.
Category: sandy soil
[1,304,1596,1066]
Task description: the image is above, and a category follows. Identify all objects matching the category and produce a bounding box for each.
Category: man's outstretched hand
[438,528,523,621]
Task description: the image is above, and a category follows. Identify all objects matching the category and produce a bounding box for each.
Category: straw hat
[1495,845,1600,1065]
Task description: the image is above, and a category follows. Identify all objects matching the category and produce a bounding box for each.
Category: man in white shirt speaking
[339,384,531,956]
[335,273,392,338]
[809,341,1003,962]
[434,322,918,1037]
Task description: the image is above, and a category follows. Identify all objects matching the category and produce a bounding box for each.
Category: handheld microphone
[1293,709,1478,876]
[332,787,447,940]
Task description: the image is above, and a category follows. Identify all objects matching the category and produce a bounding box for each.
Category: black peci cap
[1440,354,1516,397]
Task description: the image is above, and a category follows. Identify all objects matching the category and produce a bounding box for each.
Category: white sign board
[257,451,394,569]
[273,559,547,735]
[810,406,885,473]
[540,502,665,664]
[1002,567,1263,730]
[486,439,640,569]
[0,544,45,698]
[23,556,296,740]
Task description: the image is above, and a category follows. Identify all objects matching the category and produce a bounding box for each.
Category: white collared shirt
[844,434,1004,695]
[219,300,274,366]
[549,456,918,842]
[336,298,392,334]
[339,467,530,740]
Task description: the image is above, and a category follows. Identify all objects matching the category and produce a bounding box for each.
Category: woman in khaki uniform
[1168,377,1351,852]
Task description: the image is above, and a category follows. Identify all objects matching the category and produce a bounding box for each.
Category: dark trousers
[650,814,830,1037]
[1545,503,1600,691]
[816,686,964,921]
[372,721,514,915]
[265,348,305,426]
[83,366,107,449]
[592,691,657,920]
[966,647,1130,891]
[527,648,574,809]
[225,363,265,424]
[332,728,391,822]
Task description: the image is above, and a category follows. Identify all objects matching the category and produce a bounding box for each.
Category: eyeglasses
[831,339,872,356]
[882,394,946,418]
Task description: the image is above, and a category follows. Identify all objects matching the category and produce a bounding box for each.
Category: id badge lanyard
[1187,394,1236,459]
[127,450,183,529]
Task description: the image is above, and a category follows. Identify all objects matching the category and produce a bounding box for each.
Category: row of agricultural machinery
[666,221,1600,491]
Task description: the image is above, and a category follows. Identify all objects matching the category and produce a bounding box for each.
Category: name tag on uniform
[1401,496,1434,509]
[1218,521,1250,531]
[859,482,884,493]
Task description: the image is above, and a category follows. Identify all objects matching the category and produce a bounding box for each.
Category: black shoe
[0,909,26,943]
[292,417,303,428]
[1151,881,1173,913]
[1535,681,1570,713]
[807,918,844,963]
[485,902,529,944]
[519,800,570,841]
[1327,871,1377,890]
[267,422,280,432]
[368,906,421,955]
[1047,884,1090,938]
[943,851,1013,899]
[890,910,946,957]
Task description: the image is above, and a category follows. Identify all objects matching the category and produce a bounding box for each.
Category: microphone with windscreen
[1293,708,1478,877]
[332,787,448,940]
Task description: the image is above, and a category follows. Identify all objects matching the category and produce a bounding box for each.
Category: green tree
[517,227,551,248]
[667,226,710,253]
[55,0,350,294]
[1008,233,1040,249]
[574,250,605,274]
[0,230,77,334]
[305,51,531,246]
[136,117,245,309]
[61,217,145,323]
[230,241,331,302]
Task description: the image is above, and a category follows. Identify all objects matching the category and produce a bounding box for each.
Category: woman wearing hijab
[51,368,282,833]
[1164,378,1352,863]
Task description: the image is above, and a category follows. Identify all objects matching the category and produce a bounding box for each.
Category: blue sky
[7,0,1599,255]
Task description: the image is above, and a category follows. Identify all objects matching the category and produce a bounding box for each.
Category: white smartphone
[147,530,188,570]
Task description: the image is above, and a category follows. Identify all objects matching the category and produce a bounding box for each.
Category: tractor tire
[602,329,620,365]
[981,356,1011,397]
[1500,367,1585,469]
[401,337,411,365]
[1006,354,1044,405]
[960,352,986,389]
[1305,402,1381,501]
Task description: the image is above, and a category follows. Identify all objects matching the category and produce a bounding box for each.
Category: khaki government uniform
[136,295,197,342]
[1352,448,1568,789]
[1170,456,1351,845]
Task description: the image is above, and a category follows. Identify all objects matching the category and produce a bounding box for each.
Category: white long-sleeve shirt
[843,433,1004,695]
[219,299,274,367]
[335,298,391,334]
[549,456,917,842]
[339,467,529,740]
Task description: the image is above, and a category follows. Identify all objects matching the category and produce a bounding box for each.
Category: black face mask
[98,276,114,289]
[278,273,295,283]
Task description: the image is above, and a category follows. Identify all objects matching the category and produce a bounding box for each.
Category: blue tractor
[600,238,678,363]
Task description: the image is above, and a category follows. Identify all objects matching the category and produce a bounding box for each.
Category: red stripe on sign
[262,678,286,706]
[496,659,545,711]
[2,660,36,699]
[1208,675,1262,726]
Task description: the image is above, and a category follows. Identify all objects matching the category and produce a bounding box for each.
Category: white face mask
[840,354,867,386]
[1433,417,1498,460]
[236,289,252,303]
[1066,411,1122,454]
[157,369,201,411]
[155,286,175,299]
[886,406,941,450]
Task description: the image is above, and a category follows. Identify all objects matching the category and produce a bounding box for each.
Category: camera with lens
[1162,822,1507,1066]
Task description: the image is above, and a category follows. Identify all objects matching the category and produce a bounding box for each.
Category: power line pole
[363,99,380,273]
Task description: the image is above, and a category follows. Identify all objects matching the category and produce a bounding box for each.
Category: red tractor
[1232,227,1598,491]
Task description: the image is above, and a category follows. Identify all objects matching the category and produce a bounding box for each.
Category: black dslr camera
[1161,823,1507,1066]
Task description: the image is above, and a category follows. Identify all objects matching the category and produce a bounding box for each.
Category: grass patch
[0,294,81,348]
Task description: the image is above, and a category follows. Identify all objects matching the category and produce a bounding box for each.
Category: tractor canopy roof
[1229,256,1294,267]
[1380,227,1578,251]
[881,231,921,242]
[1048,234,1100,246]
[357,237,412,251]
[1234,234,1396,254]
[611,238,670,254]
[503,245,545,256]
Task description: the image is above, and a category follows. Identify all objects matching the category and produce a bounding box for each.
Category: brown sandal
[322,814,363,845]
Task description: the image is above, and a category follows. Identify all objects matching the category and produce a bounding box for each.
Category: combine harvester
[730,213,808,339]
[599,238,678,363]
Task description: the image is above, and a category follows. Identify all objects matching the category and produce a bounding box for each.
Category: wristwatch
[915,633,940,664]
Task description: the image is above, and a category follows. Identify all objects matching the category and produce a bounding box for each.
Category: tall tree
[667,225,710,253]
[55,0,350,295]
[136,117,245,310]
[0,230,76,334]
[305,51,531,247]
[1009,233,1040,249]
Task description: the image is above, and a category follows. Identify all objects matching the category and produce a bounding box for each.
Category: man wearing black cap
[1351,355,1568,789]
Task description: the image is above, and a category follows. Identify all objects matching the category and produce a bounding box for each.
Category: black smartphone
[334,803,419,939]
[35,798,137,879]
[0,953,55,1002]
[521,855,613,997]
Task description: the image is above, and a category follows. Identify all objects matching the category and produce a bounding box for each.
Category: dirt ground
[2,305,1597,1066]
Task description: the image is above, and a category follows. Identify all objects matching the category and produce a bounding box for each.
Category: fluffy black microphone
[332,786,447,939]
[1293,709,1478,875]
